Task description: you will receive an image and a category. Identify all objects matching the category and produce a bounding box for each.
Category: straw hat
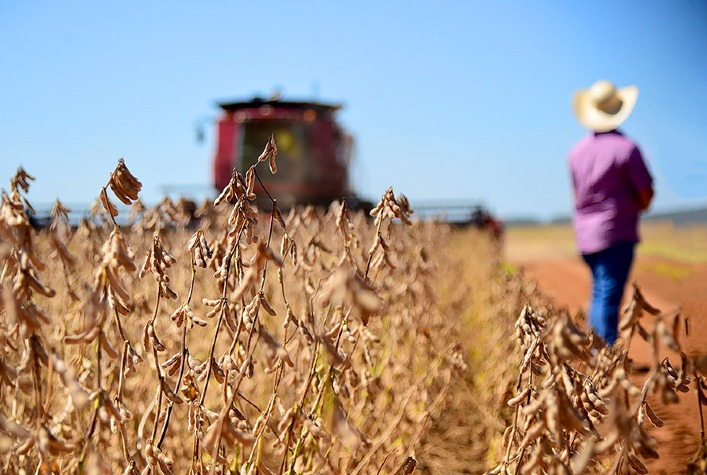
[573,80,638,132]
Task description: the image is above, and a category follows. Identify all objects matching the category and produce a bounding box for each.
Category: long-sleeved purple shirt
[568,130,653,254]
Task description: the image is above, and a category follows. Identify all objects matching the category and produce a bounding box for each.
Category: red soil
[511,253,707,474]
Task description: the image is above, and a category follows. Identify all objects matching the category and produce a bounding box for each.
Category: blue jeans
[582,241,636,345]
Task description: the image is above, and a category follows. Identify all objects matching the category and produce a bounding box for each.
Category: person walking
[569,80,654,345]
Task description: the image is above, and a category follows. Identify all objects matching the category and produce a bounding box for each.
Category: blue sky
[1,1,706,220]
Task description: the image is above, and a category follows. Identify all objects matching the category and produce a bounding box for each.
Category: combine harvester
[210,95,502,236]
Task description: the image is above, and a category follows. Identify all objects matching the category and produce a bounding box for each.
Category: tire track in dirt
[509,252,705,474]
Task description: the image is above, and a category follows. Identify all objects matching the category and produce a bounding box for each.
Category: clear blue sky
[2,1,706,220]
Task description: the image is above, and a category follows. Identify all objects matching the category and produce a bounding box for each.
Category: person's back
[569,130,651,255]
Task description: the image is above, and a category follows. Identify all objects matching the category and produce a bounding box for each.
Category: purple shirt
[568,130,653,254]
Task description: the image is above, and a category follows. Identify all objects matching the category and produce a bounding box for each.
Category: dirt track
[506,240,707,474]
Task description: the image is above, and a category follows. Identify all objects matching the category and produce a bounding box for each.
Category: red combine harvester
[213,97,366,210]
[210,96,501,236]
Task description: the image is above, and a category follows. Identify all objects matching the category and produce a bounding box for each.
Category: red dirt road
[507,246,707,474]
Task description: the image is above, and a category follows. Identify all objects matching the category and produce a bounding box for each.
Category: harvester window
[240,122,307,182]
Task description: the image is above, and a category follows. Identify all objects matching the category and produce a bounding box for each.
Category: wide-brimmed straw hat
[573,80,638,132]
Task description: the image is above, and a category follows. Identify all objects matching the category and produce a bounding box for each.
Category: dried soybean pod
[507,387,531,407]
[627,450,649,474]
[644,402,664,427]
[160,379,183,405]
[100,188,119,217]
[394,457,417,475]
[259,292,277,316]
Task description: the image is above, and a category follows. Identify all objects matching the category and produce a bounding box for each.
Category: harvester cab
[213,97,356,210]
